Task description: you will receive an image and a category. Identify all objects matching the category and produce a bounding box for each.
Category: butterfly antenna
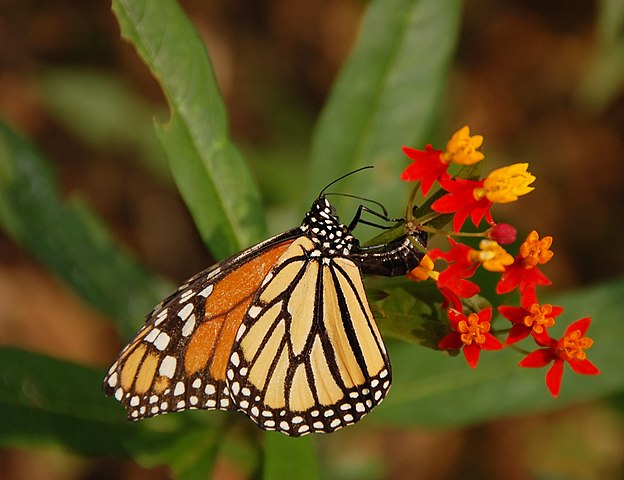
[319,166,374,196]
[325,192,389,218]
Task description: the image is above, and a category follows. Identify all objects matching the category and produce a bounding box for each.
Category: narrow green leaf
[576,0,624,111]
[40,68,169,180]
[263,433,319,480]
[112,0,266,258]
[0,347,165,456]
[138,426,220,480]
[0,122,169,337]
[371,279,624,427]
[308,0,462,218]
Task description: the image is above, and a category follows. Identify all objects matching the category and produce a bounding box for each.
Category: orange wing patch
[183,241,292,379]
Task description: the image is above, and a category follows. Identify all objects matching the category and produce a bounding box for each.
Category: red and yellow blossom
[439,308,503,368]
[428,240,481,309]
[519,317,599,397]
[399,125,597,396]
[497,230,553,294]
[401,126,485,196]
[432,163,536,232]
[468,239,514,272]
[499,289,563,345]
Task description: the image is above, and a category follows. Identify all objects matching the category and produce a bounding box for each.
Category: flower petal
[481,333,504,350]
[567,358,600,376]
[439,332,463,351]
[545,359,564,397]
[565,317,592,337]
[519,348,554,368]
[506,324,530,345]
[463,342,481,368]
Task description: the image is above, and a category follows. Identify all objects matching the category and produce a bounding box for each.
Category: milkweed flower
[469,239,514,272]
[428,240,481,309]
[432,163,536,232]
[407,254,439,282]
[499,289,563,345]
[401,126,485,196]
[439,308,503,368]
[497,230,553,294]
[519,317,599,397]
[473,163,536,204]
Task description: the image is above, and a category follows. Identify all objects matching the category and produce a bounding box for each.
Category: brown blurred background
[1,0,623,479]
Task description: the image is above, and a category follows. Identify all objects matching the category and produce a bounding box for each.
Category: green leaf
[0,347,164,456]
[576,0,624,111]
[0,122,169,338]
[263,433,319,480]
[112,0,266,259]
[370,278,624,427]
[308,0,462,218]
[371,284,446,349]
[40,67,169,180]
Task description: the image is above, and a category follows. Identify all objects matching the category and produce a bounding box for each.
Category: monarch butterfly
[104,177,427,436]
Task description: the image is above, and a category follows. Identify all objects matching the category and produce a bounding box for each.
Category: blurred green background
[1,0,623,479]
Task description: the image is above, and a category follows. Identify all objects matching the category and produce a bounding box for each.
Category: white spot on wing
[248,306,262,318]
[178,303,194,321]
[182,314,196,337]
[174,381,185,396]
[159,355,177,378]
[144,328,160,343]
[153,332,170,351]
[107,372,118,387]
[198,284,213,298]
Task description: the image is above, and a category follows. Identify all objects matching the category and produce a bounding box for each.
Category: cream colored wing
[226,236,392,436]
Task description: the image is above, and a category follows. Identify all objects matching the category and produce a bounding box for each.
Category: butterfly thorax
[299,196,359,256]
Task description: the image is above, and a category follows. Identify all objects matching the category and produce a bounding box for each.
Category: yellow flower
[474,163,536,203]
[443,125,485,166]
[407,254,439,281]
[469,239,515,272]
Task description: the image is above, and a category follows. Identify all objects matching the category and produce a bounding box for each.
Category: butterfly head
[300,195,359,256]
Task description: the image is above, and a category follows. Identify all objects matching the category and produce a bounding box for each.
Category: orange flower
[497,230,553,294]
[407,254,439,281]
[499,289,563,345]
[439,308,503,368]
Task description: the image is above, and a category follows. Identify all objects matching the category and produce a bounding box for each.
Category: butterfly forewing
[227,236,392,436]
[103,232,298,420]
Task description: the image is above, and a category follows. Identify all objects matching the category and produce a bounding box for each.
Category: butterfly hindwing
[103,231,299,419]
[226,236,392,436]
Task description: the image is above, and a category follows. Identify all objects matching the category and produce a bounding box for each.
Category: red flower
[400,145,449,196]
[439,308,503,368]
[432,163,535,232]
[431,177,493,232]
[429,239,480,310]
[499,289,563,345]
[519,317,599,397]
[401,126,486,197]
[497,230,553,294]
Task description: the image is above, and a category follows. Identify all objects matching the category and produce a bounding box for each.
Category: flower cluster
[401,126,599,397]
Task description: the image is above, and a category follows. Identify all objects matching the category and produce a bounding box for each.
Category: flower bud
[488,223,517,245]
